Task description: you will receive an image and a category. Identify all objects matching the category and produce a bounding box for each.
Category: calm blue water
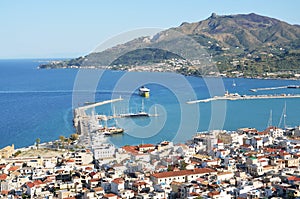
[1,59,300,148]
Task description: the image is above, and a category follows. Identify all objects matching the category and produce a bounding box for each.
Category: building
[111,178,125,196]
[218,131,240,144]
[151,168,216,185]
[265,127,284,138]
[138,144,155,152]
[0,145,14,159]
[93,144,115,160]
[71,150,93,166]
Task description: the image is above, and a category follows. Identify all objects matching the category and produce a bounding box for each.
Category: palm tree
[67,138,71,151]
[59,135,65,149]
[70,133,79,141]
[53,141,59,149]
[36,138,41,149]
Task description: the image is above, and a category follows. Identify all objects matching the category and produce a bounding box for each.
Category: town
[1,125,300,198]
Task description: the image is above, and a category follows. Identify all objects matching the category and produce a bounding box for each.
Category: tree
[287,191,296,199]
[70,133,79,141]
[53,141,59,149]
[67,138,72,150]
[13,150,21,157]
[59,135,65,148]
[180,160,188,170]
[36,138,41,149]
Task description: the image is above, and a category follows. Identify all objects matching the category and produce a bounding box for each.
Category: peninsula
[39,13,300,79]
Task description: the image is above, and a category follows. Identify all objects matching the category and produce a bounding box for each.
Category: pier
[76,97,123,111]
[250,86,287,92]
[250,85,300,92]
[73,98,159,147]
[187,93,300,104]
[73,98,124,148]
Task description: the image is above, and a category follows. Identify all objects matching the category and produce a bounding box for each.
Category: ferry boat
[100,126,124,136]
[120,111,149,118]
[107,126,124,134]
[139,86,150,98]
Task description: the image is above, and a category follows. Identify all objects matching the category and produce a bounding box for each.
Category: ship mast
[141,99,145,112]
[284,102,287,129]
[278,101,287,129]
[267,109,272,127]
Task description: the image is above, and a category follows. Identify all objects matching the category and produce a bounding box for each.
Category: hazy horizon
[1,0,300,59]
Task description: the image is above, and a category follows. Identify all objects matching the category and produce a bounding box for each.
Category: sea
[1,59,300,149]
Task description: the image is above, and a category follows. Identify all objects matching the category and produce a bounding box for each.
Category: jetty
[73,97,123,135]
[76,97,123,112]
[187,92,300,104]
[250,85,300,92]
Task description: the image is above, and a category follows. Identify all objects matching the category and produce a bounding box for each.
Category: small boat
[103,131,112,136]
[287,85,300,89]
[139,86,150,98]
[84,101,96,105]
[119,99,149,117]
[232,80,236,87]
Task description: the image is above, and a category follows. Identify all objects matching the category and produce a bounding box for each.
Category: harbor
[187,91,300,104]
[73,97,159,147]
[73,98,124,148]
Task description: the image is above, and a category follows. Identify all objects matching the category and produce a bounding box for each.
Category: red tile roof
[112,178,124,184]
[85,167,93,171]
[33,180,43,186]
[1,190,8,195]
[8,166,19,172]
[133,181,147,186]
[26,182,35,188]
[0,174,7,181]
[89,178,100,183]
[288,176,300,181]
[104,193,117,198]
[152,168,215,178]
[139,144,155,148]
[122,146,139,154]
[208,191,220,197]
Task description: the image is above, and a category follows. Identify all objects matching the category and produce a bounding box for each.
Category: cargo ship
[139,86,150,98]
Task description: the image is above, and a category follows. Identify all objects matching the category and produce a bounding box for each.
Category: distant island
[39,13,300,79]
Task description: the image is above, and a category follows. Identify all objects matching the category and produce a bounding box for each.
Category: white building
[111,178,125,195]
[93,144,115,160]
[151,168,217,185]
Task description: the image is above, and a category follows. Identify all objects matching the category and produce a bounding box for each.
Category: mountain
[40,13,300,78]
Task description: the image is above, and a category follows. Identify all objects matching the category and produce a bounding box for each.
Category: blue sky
[1,0,300,59]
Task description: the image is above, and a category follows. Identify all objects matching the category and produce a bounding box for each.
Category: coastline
[37,65,300,81]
